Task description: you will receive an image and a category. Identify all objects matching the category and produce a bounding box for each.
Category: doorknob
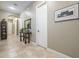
[38,30,39,32]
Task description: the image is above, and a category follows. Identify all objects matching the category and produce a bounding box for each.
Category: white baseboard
[32,41,71,58]
[47,48,71,58]
[32,41,37,46]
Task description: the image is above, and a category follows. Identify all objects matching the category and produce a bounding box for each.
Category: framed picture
[24,18,31,29]
[55,3,79,22]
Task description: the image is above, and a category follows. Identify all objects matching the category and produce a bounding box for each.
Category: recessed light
[14,3,18,6]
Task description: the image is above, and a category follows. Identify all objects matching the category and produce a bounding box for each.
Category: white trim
[36,1,46,8]
[32,41,71,58]
[32,41,37,46]
[47,48,72,58]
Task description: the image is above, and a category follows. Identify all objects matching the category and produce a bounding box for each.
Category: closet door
[36,2,47,48]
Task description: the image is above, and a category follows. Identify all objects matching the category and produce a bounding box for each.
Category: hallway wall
[22,1,79,57]
[47,1,79,57]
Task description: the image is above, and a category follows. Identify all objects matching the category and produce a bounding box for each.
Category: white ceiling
[0,1,33,15]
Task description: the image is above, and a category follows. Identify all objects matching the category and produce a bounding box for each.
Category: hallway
[0,35,68,58]
[0,1,79,58]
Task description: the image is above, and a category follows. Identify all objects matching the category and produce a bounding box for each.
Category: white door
[36,2,47,48]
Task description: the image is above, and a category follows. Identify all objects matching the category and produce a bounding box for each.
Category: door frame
[36,1,48,48]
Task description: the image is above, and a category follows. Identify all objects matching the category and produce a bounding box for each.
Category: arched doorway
[7,15,18,36]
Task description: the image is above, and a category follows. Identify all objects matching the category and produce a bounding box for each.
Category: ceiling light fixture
[9,7,16,10]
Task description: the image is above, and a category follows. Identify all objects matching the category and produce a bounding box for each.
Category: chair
[20,29,24,41]
[23,29,32,44]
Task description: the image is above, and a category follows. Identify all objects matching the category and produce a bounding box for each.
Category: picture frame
[24,18,31,29]
[55,3,79,22]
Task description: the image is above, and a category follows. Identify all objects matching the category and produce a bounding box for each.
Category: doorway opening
[7,15,18,36]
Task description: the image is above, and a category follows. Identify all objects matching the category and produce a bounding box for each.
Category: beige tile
[0,35,68,58]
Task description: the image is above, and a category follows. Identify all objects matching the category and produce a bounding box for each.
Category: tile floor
[0,35,69,58]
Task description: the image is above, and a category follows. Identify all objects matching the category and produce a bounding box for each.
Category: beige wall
[25,1,79,57]
[47,1,79,57]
